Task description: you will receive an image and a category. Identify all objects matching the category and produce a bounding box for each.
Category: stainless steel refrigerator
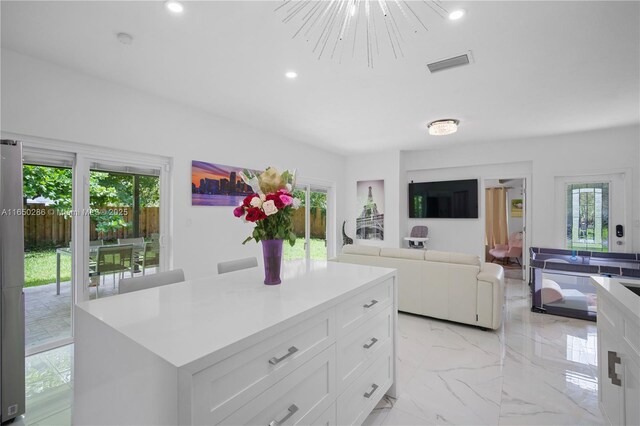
[0,139,25,422]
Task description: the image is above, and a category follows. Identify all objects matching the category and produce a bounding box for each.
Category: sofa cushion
[380,248,426,261]
[424,250,480,266]
[342,244,381,256]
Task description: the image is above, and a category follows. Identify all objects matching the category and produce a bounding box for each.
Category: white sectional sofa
[332,245,505,330]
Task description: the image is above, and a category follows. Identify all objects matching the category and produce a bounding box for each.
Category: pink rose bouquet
[234,167,301,245]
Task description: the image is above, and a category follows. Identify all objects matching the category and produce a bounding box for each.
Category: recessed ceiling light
[285,71,298,79]
[448,9,465,20]
[427,119,459,136]
[165,0,184,14]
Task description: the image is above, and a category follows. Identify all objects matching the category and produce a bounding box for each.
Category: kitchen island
[591,276,640,426]
[73,261,397,425]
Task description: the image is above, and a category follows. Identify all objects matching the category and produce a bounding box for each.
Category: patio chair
[217,257,258,274]
[134,241,160,276]
[88,244,134,298]
[118,269,185,294]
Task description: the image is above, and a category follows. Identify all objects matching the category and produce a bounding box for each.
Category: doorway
[484,178,526,280]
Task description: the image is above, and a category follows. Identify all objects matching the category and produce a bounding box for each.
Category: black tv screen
[409,179,478,218]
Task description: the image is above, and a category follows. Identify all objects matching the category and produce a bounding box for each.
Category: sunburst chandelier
[275,0,451,67]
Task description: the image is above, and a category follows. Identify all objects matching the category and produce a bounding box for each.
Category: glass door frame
[294,177,336,263]
[75,153,171,302]
[21,145,77,355]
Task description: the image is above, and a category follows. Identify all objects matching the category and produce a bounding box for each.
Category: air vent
[427,52,472,73]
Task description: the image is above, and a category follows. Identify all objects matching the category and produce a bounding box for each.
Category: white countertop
[591,276,640,322]
[76,261,395,369]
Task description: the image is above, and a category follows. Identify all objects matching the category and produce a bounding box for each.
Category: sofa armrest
[478,262,504,284]
[476,263,505,330]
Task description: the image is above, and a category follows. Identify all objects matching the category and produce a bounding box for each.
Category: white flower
[259,193,266,201]
[250,197,263,208]
[263,200,278,216]
[292,198,302,209]
[286,183,292,192]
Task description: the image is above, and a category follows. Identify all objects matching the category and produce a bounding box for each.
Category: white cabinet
[593,277,640,426]
[74,262,397,425]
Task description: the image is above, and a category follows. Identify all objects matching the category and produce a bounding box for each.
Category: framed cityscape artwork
[191,160,260,206]
[356,179,384,240]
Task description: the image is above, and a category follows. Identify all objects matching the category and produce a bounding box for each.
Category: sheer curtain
[485,188,509,249]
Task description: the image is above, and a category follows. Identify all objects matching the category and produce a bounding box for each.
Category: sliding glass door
[21,149,76,355]
[283,184,329,264]
[84,162,163,299]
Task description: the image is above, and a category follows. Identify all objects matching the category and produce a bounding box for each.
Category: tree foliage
[23,165,159,236]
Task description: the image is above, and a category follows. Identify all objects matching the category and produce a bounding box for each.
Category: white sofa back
[333,245,504,330]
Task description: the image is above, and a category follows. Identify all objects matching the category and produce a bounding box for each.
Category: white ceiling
[1,1,639,155]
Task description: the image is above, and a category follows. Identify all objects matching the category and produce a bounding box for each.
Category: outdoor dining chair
[88,244,134,298]
[134,240,160,275]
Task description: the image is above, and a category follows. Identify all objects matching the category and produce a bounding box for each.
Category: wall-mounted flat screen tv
[409,179,479,218]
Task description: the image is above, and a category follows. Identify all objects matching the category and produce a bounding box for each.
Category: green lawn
[24,250,71,288]
[283,238,327,261]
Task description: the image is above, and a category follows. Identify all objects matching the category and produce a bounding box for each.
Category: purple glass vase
[261,239,283,285]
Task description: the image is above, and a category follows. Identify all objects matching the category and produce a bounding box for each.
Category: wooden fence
[23,204,159,248]
[292,207,326,239]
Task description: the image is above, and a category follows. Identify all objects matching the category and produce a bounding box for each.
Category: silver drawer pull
[269,346,299,365]
[363,383,379,398]
[363,337,378,349]
[363,299,378,309]
[608,351,622,386]
[268,404,299,426]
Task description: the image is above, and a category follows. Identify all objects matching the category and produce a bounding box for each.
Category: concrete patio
[24,269,156,351]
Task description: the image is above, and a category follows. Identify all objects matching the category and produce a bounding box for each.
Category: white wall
[405,162,532,259]
[1,49,346,279]
[345,125,639,261]
[345,150,402,248]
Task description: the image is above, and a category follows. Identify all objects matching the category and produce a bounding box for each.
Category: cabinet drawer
[623,317,640,359]
[337,342,393,426]
[598,294,621,330]
[221,345,335,426]
[337,278,393,337]
[192,310,334,424]
[311,402,336,426]
[337,306,393,393]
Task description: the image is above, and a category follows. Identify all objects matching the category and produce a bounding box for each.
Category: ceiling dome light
[448,9,465,20]
[285,71,298,79]
[427,119,459,136]
[165,0,184,14]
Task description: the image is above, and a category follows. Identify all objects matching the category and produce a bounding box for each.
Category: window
[566,183,609,252]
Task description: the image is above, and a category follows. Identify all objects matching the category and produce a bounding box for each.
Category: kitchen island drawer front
[337,278,393,336]
[337,342,393,426]
[311,402,336,426]
[219,346,335,426]
[192,310,334,424]
[337,307,393,393]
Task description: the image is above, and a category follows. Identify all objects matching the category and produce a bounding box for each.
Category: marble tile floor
[364,271,602,426]
[14,345,73,426]
[18,270,601,426]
